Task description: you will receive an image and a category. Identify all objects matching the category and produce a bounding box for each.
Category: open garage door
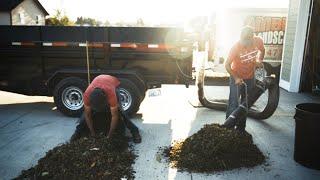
[300,0,320,93]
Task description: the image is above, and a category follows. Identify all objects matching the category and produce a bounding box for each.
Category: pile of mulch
[15,134,136,180]
[162,124,266,173]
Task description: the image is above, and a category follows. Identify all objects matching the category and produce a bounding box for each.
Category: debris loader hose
[195,51,279,120]
[196,64,227,111]
[224,79,274,125]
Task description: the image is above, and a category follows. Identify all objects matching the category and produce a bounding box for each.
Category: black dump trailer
[0,26,193,117]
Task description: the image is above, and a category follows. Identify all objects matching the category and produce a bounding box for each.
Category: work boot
[132,132,142,144]
[223,116,237,129]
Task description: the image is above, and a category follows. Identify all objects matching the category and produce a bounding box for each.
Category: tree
[75,16,102,26]
[45,10,74,26]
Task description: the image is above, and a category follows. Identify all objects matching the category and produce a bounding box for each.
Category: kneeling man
[70,75,141,143]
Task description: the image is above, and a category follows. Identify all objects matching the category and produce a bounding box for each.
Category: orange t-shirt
[228,37,265,79]
[83,75,120,108]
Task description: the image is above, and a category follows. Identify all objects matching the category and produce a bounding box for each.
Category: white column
[289,0,312,92]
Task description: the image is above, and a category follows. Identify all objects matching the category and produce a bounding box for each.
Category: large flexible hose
[195,51,278,120]
[196,65,227,111]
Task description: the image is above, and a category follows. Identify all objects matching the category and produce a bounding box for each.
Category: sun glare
[40,0,289,24]
[39,0,289,57]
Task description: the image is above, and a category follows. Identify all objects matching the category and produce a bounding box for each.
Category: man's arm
[107,106,119,138]
[258,48,265,62]
[225,56,244,85]
[84,105,95,136]
[256,37,265,68]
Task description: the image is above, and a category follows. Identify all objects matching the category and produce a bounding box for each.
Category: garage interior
[300,0,320,93]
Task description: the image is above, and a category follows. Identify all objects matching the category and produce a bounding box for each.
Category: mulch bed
[15,134,136,180]
[162,124,266,173]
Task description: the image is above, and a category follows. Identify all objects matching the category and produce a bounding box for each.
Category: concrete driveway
[1,85,320,179]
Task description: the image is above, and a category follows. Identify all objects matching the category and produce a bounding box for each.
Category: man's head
[240,26,254,47]
[89,88,109,112]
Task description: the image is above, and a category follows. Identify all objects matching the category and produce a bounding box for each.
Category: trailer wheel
[118,78,142,116]
[137,87,146,103]
[53,77,87,117]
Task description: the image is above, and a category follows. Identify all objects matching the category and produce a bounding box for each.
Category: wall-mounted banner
[245,16,286,61]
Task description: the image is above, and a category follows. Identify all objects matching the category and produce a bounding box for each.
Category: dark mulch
[162,124,266,173]
[15,134,136,180]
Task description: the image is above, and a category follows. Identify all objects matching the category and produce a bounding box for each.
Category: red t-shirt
[228,37,265,79]
[84,75,120,108]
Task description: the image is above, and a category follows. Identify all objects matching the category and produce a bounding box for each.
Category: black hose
[196,65,278,119]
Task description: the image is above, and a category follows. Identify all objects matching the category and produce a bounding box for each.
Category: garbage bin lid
[296,103,320,115]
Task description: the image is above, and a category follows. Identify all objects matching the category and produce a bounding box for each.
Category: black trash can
[294,103,320,170]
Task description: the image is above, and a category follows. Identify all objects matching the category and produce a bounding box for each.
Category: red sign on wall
[245,16,286,60]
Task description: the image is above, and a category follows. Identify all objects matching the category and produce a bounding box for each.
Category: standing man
[70,75,141,143]
[224,26,265,132]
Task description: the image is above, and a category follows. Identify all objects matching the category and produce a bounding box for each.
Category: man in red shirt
[224,26,265,132]
[70,75,141,143]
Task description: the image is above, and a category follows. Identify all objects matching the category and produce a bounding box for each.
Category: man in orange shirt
[224,26,265,132]
[70,75,141,143]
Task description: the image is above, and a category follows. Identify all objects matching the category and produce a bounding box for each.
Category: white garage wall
[280,0,312,92]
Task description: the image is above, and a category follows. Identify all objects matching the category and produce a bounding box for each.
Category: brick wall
[281,0,300,82]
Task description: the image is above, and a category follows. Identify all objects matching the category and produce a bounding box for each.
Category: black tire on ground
[53,77,87,117]
[118,78,142,116]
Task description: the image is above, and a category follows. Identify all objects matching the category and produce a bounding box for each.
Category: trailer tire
[53,77,87,117]
[127,69,147,103]
[118,78,142,116]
